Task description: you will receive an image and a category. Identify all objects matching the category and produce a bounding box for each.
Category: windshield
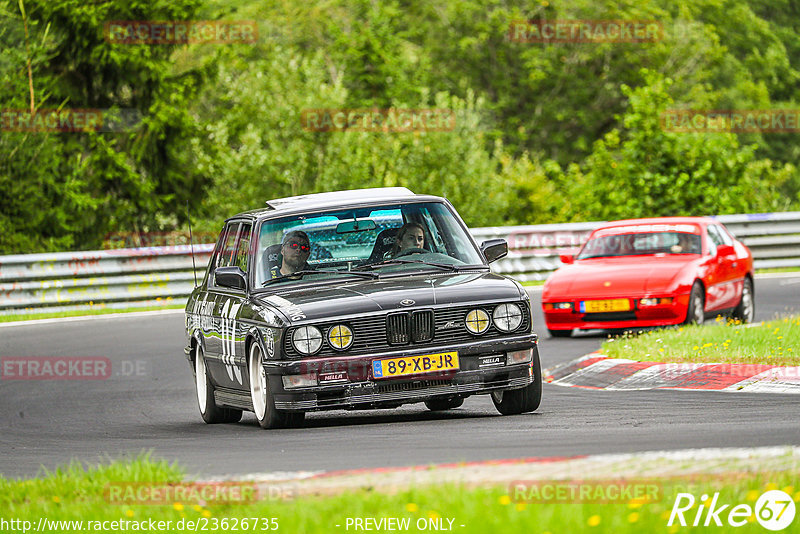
[577,230,702,259]
[253,201,485,287]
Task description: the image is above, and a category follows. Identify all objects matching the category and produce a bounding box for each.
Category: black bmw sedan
[185,187,541,429]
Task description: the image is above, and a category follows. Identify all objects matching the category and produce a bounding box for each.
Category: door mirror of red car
[716,244,735,257]
[559,254,575,265]
[480,239,508,263]
[215,266,247,290]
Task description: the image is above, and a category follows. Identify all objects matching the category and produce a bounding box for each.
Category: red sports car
[542,217,754,337]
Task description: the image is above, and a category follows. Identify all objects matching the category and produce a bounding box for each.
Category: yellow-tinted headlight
[327,324,354,350]
[465,309,490,334]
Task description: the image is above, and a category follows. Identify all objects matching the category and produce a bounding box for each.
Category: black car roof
[227,187,449,222]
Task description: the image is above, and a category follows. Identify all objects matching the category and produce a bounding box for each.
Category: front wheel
[249,343,304,429]
[491,347,542,415]
[683,282,705,325]
[732,277,754,323]
[195,346,242,424]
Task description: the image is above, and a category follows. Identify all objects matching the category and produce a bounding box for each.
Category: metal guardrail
[0,245,213,315]
[1,212,799,315]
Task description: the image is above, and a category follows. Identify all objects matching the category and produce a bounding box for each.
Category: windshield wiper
[356,259,487,272]
[261,269,378,286]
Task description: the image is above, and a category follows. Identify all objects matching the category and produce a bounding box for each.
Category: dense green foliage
[2,0,799,252]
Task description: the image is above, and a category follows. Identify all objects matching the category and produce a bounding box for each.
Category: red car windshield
[577,231,702,259]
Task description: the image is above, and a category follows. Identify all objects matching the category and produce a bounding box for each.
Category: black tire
[548,328,572,338]
[683,282,705,325]
[249,343,305,429]
[195,346,243,424]
[424,397,464,411]
[491,347,543,415]
[732,277,755,323]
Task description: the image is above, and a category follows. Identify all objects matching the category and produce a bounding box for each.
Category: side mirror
[215,266,247,290]
[480,239,508,264]
[559,254,575,265]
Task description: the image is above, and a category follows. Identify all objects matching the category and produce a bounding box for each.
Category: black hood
[254,272,524,323]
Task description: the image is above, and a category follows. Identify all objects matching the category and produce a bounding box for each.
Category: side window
[217,222,241,268]
[235,224,252,272]
[204,226,228,284]
[706,226,724,255]
[714,224,734,245]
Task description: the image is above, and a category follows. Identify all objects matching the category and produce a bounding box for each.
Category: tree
[568,71,795,221]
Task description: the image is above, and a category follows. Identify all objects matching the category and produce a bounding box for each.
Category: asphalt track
[1,275,798,480]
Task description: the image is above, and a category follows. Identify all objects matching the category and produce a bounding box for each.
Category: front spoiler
[272,362,535,411]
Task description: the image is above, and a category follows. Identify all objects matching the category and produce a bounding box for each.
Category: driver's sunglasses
[286,242,310,252]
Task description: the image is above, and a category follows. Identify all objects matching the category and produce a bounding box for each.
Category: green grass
[519,280,546,287]
[0,303,185,323]
[2,456,798,533]
[602,315,800,366]
[754,267,800,274]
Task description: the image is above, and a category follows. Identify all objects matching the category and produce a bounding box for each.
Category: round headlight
[327,324,353,350]
[292,326,323,355]
[465,309,490,334]
[493,303,523,332]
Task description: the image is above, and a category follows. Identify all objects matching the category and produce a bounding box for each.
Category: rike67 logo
[668,490,795,530]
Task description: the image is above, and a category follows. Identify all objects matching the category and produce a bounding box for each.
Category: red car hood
[543,256,696,299]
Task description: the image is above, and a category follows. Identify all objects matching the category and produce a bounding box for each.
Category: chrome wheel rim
[249,344,267,420]
[195,348,207,414]
[692,290,704,324]
[741,282,754,322]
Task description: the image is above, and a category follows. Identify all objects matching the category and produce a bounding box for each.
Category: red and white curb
[203,446,800,497]
[544,352,800,393]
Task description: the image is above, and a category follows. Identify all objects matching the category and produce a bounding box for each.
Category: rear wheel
[195,346,242,424]
[548,328,572,338]
[249,343,304,429]
[732,277,754,323]
[424,397,464,411]
[491,348,542,415]
[683,282,705,325]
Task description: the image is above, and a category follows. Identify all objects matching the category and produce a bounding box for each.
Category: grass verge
[0,304,185,323]
[519,280,546,287]
[2,456,798,533]
[602,315,800,366]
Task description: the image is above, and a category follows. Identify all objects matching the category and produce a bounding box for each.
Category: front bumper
[268,335,538,411]
[544,294,690,331]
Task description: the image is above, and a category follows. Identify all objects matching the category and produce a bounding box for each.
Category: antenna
[187,200,198,287]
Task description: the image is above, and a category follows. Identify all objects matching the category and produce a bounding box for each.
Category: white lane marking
[755,272,800,280]
[0,308,184,328]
